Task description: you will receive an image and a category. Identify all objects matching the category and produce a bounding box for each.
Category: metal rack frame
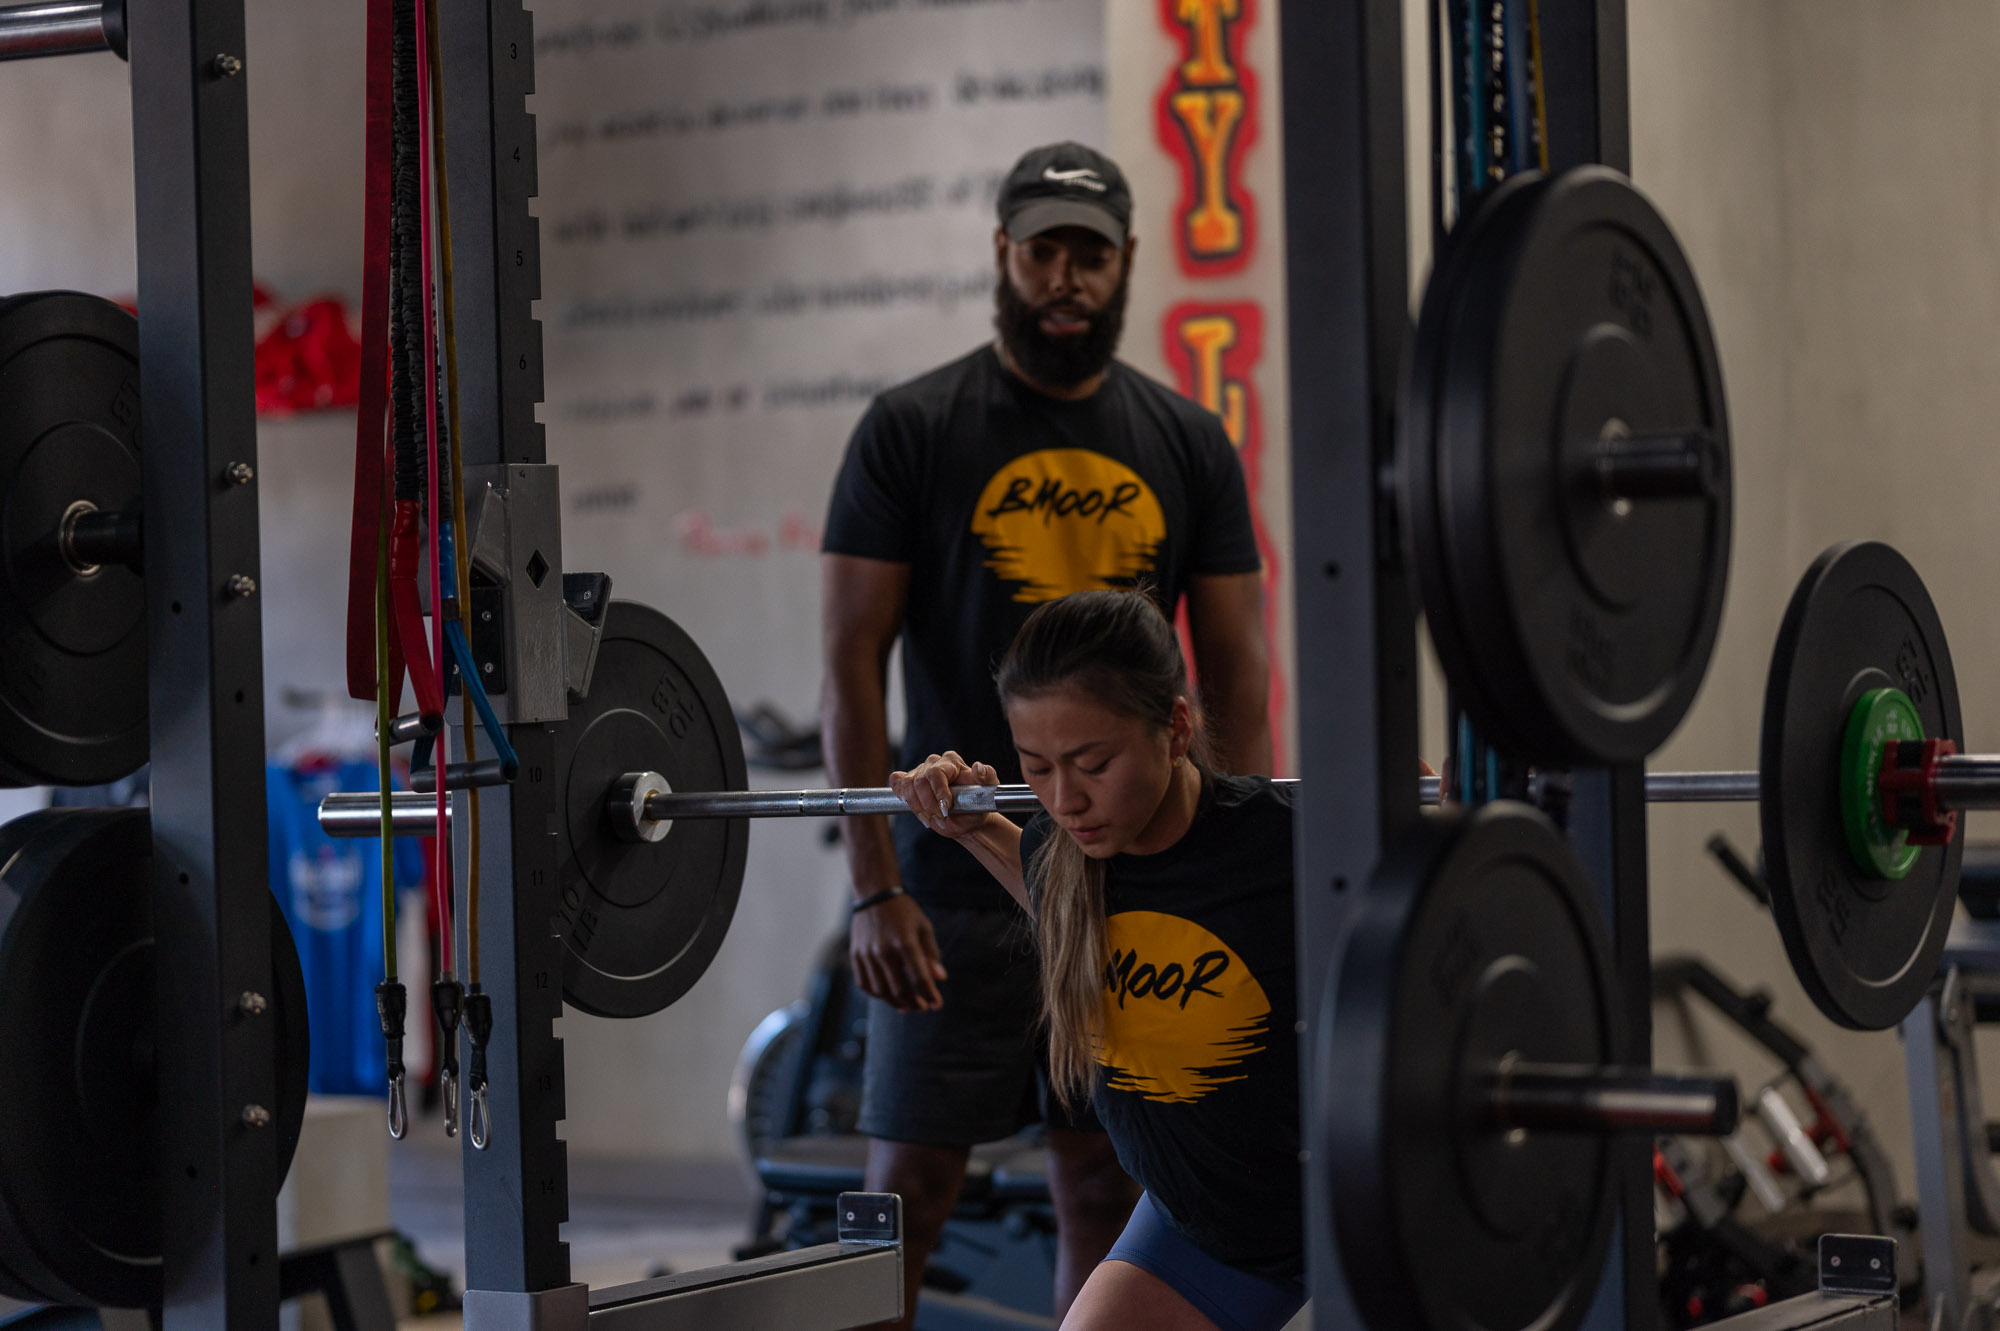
[1278,1,1647,1326]
[126,0,283,1324]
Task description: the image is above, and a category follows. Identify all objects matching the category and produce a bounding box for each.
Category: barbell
[320,759,1998,834]
[313,540,1974,1036]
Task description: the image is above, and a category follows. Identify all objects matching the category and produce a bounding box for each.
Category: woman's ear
[1168,697,1194,763]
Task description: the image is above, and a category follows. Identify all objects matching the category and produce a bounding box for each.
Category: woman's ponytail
[996,587,1208,1108]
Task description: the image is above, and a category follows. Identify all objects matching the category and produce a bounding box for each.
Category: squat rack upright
[1277,2,1648,1328]
[0,0,285,1325]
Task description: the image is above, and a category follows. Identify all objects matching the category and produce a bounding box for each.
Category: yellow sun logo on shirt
[1095,910,1270,1104]
[969,449,1168,603]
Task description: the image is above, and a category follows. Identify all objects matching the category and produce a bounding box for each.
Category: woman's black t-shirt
[1020,772,1300,1277]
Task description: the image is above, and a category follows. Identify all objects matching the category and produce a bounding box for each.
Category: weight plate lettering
[553,602,748,1019]
[0,808,308,1306]
[1761,541,1962,1031]
[1325,803,1617,1331]
[0,293,148,787]
[1404,168,1731,764]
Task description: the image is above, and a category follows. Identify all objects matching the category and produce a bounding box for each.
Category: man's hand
[850,895,948,1013]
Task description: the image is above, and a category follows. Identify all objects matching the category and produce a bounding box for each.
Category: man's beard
[993,266,1129,392]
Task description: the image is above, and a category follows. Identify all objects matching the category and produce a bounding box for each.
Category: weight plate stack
[1761,541,1963,1031]
[1403,168,1731,765]
[1324,802,1618,1331]
[553,601,749,1019]
[0,292,149,787]
[0,808,308,1307]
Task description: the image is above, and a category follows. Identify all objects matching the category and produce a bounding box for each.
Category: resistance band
[413,0,468,1141]
[358,0,410,1143]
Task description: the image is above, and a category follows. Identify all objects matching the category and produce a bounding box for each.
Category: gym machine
[1271,0,1906,1326]
[0,0,903,1327]
[416,1,905,1326]
[318,3,1947,1329]
[0,1,1937,1329]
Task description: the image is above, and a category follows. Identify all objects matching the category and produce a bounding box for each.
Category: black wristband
[850,885,907,915]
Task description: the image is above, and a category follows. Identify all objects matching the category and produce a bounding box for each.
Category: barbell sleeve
[0,0,119,61]
[1482,1062,1740,1137]
[1933,757,2000,812]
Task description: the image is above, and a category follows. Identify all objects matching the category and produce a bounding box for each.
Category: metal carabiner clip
[469,1083,491,1150]
[441,1067,460,1138]
[387,1071,408,1140]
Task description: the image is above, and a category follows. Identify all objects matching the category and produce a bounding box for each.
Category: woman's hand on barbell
[891,751,999,839]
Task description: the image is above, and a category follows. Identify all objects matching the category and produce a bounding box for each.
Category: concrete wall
[0,1,1104,1168]
[1634,0,2000,1195]
[1386,0,2000,1200]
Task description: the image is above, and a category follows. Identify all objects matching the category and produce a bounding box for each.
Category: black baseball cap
[997,142,1132,247]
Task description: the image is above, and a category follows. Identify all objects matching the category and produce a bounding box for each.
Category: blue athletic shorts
[1104,1193,1306,1331]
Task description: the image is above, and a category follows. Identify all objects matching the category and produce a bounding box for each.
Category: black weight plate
[1413,168,1730,764]
[0,293,148,788]
[1402,175,1542,714]
[0,808,308,1307]
[1761,541,1962,1031]
[553,601,748,1019]
[1325,803,1618,1331]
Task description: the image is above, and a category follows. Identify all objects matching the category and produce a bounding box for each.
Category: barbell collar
[1481,1061,1739,1137]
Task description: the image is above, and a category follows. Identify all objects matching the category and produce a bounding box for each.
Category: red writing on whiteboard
[673,505,822,558]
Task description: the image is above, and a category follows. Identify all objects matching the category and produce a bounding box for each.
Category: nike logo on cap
[1043,166,1108,192]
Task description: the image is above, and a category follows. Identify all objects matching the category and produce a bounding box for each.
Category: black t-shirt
[1021,773,1300,1277]
[823,346,1262,908]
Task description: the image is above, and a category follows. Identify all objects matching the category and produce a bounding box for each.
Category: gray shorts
[858,903,1104,1146]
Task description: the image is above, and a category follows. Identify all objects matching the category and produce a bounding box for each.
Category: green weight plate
[0,808,309,1307]
[1325,802,1618,1331]
[0,293,148,788]
[1838,687,1924,881]
[553,601,748,1019]
[1761,542,1962,1031]
[1407,168,1731,764]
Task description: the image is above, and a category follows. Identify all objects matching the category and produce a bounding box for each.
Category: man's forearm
[1208,668,1273,776]
[822,667,901,894]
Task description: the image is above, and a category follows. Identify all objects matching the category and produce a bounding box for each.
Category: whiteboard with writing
[533,0,1107,719]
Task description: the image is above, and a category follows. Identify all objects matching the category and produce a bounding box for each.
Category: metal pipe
[410,758,511,794]
[314,765,1926,839]
[1644,770,1761,802]
[0,0,119,61]
[1483,1062,1739,1136]
[1755,1083,1832,1187]
[1593,432,1721,501]
[377,711,439,745]
[320,793,446,838]
[1935,757,2000,812]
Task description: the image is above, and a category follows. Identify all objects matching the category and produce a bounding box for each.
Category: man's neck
[993,338,1108,402]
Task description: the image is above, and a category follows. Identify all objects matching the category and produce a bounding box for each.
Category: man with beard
[820,141,1271,1329]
